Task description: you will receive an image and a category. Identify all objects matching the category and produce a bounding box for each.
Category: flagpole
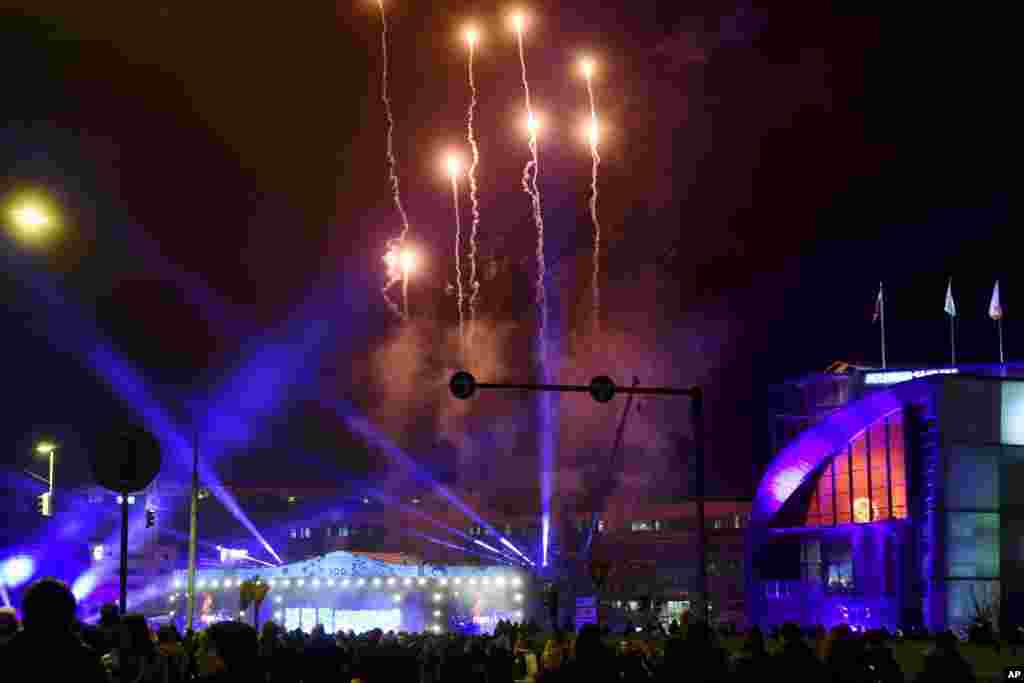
[880,284,887,369]
[999,318,1005,364]
[951,315,956,367]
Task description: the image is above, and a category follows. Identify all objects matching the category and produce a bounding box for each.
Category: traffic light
[37,492,52,517]
[145,509,156,528]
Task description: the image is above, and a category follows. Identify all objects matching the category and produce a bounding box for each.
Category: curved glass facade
[805,410,907,527]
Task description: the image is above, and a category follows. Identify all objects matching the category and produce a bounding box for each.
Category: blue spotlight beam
[341,409,504,539]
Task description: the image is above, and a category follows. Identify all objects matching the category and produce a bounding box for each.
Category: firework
[581,57,602,333]
[510,11,547,339]
[446,154,465,340]
[376,0,412,318]
[464,25,482,337]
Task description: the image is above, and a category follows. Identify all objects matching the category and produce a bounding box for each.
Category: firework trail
[514,18,547,342]
[377,0,411,318]
[448,157,465,341]
[465,29,482,336]
[583,60,602,334]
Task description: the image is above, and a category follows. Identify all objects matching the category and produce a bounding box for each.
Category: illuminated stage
[159,550,533,634]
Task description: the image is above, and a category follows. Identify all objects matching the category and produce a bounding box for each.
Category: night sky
[0,3,1012,502]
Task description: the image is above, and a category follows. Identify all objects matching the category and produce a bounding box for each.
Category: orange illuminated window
[804,410,907,527]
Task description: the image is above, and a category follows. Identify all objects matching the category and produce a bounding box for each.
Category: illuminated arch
[752,379,936,526]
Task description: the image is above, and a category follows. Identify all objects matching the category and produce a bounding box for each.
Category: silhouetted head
[21,578,76,634]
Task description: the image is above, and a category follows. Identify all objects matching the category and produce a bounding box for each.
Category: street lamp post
[449,372,711,625]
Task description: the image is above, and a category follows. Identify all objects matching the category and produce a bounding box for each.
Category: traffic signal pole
[450,372,710,625]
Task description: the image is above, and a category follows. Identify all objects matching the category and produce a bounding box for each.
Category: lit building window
[304,528,311,539]
[805,410,907,527]
[290,530,297,539]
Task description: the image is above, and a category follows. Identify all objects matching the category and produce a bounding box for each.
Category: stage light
[433,593,442,602]
[434,610,441,617]
[496,577,506,586]
[239,611,245,617]
[198,580,206,588]
[483,577,490,586]
[275,596,282,604]
[173,579,182,589]
[512,577,522,587]
[269,580,276,588]
[439,578,448,586]
[515,593,523,602]
[297,579,305,587]
[283,580,291,588]
[312,579,320,588]
[404,578,412,586]
[169,611,175,618]
[327,579,335,587]
[454,592,460,597]
[357,579,366,587]
[454,578,461,585]
[469,578,477,585]
[92,545,104,562]
[169,595,176,603]
[372,578,381,587]
[387,577,396,586]
[212,580,220,589]
[432,624,442,634]
[274,611,282,619]
[418,578,426,586]
[343,579,352,587]
[514,610,522,620]
[393,594,402,602]
[128,496,136,505]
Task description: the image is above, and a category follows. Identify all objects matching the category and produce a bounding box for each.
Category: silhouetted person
[157,624,188,683]
[771,622,827,681]
[203,621,260,681]
[916,631,975,683]
[564,624,616,683]
[0,607,18,647]
[0,578,107,682]
[732,626,769,680]
[861,629,903,683]
[680,620,729,683]
[103,613,167,682]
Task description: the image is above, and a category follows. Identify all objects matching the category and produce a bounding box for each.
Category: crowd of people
[0,577,997,682]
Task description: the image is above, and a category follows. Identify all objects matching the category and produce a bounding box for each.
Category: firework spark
[465,26,482,339]
[377,0,411,318]
[581,57,602,334]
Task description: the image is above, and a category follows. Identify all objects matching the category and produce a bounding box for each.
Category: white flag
[873,283,883,323]
[990,281,1003,321]
[945,279,956,318]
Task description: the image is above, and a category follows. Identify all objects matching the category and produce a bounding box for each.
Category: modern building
[749,363,1024,632]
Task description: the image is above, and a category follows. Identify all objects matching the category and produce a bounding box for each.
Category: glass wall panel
[947,580,1000,626]
[820,464,835,526]
[945,446,999,510]
[890,416,907,518]
[852,433,870,522]
[869,421,889,520]
[946,513,1000,578]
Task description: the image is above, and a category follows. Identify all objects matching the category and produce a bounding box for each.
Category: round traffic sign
[90,424,162,494]
[589,375,616,403]
[450,371,477,400]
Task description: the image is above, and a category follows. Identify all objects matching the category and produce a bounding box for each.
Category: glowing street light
[7,201,55,245]
[464,26,480,47]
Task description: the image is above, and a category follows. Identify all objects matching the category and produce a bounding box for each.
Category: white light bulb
[404,578,412,586]
[387,577,396,586]
[269,580,277,588]
[418,578,426,586]
[393,594,401,602]
[454,578,461,585]
[496,577,505,586]
[275,596,282,603]
[327,579,335,587]
[439,578,448,586]
[434,610,441,617]
[515,593,523,602]
[297,579,305,587]
[433,593,442,602]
